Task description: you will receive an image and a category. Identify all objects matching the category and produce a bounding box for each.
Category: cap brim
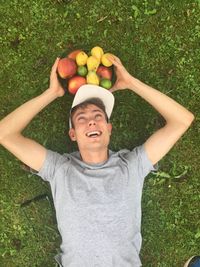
[69,84,115,128]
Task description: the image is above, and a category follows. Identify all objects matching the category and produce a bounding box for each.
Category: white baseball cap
[69,84,115,128]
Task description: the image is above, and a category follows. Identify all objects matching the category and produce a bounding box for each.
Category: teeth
[86,131,101,137]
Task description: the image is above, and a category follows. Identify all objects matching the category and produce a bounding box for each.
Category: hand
[49,58,65,97]
[107,55,133,92]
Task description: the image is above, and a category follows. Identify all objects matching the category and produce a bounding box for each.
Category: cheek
[102,128,111,140]
[74,127,86,140]
[105,124,112,135]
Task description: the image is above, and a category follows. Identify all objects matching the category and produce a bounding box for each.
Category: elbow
[179,112,195,131]
[185,112,195,127]
[0,134,5,145]
[0,129,6,144]
[0,132,3,144]
[169,112,195,132]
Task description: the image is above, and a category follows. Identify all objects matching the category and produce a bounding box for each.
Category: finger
[109,88,116,93]
[112,55,122,64]
[108,54,122,63]
[109,87,119,93]
[109,83,118,93]
[51,57,60,73]
[107,55,122,68]
[107,55,118,65]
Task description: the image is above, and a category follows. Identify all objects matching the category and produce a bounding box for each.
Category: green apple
[100,78,112,89]
[77,65,88,77]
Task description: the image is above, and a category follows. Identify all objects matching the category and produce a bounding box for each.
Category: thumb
[109,84,118,93]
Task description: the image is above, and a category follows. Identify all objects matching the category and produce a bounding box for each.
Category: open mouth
[86,131,102,138]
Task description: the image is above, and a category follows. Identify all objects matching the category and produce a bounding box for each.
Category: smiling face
[68,104,112,153]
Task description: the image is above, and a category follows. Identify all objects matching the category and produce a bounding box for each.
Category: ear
[107,123,112,135]
[68,128,77,141]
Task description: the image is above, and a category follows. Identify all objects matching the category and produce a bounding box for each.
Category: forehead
[73,104,104,117]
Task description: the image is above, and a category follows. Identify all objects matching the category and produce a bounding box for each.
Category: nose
[88,119,96,126]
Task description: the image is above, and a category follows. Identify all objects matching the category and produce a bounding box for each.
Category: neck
[79,148,109,164]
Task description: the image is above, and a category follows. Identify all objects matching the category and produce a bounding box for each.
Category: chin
[77,134,110,150]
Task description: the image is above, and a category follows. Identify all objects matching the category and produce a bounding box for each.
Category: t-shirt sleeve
[35,149,70,182]
[121,144,158,180]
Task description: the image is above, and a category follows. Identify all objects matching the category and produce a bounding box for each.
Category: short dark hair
[70,98,108,128]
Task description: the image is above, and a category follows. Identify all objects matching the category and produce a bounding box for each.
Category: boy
[0,55,195,266]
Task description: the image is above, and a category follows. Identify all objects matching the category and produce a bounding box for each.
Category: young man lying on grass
[0,55,196,267]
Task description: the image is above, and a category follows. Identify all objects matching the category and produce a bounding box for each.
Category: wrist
[40,88,60,104]
[45,88,61,99]
[126,76,139,91]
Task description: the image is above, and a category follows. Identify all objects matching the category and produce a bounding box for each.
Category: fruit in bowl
[57,46,116,95]
[67,49,82,60]
[86,71,100,85]
[68,76,87,95]
[57,58,77,79]
[77,66,88,77]
[76,51,88,66]
[97,65,113,80]
[100,78,112,89]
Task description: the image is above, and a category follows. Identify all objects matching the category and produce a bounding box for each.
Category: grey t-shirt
[36,145,156,267]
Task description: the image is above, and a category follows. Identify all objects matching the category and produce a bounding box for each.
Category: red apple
[57,58,77,79]
[96,65,113,80]
[67,49,82,60]
[68,76,86,95]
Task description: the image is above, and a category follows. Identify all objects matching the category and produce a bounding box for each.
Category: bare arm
[0,58,65,171]
[109,55,194,165]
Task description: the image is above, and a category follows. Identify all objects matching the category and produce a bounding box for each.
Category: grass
[0,0,200,266]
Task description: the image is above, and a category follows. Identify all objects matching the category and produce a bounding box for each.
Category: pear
[76,51,88,66]
[91,46,104,61]
[101,53,113,67]
[87,56,100,71]
[86,71,100,85]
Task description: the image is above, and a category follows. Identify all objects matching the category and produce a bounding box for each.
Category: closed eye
[77,116,86,122]
[95,113,103,120]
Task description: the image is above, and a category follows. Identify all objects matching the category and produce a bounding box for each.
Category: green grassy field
[0,0,200,266]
